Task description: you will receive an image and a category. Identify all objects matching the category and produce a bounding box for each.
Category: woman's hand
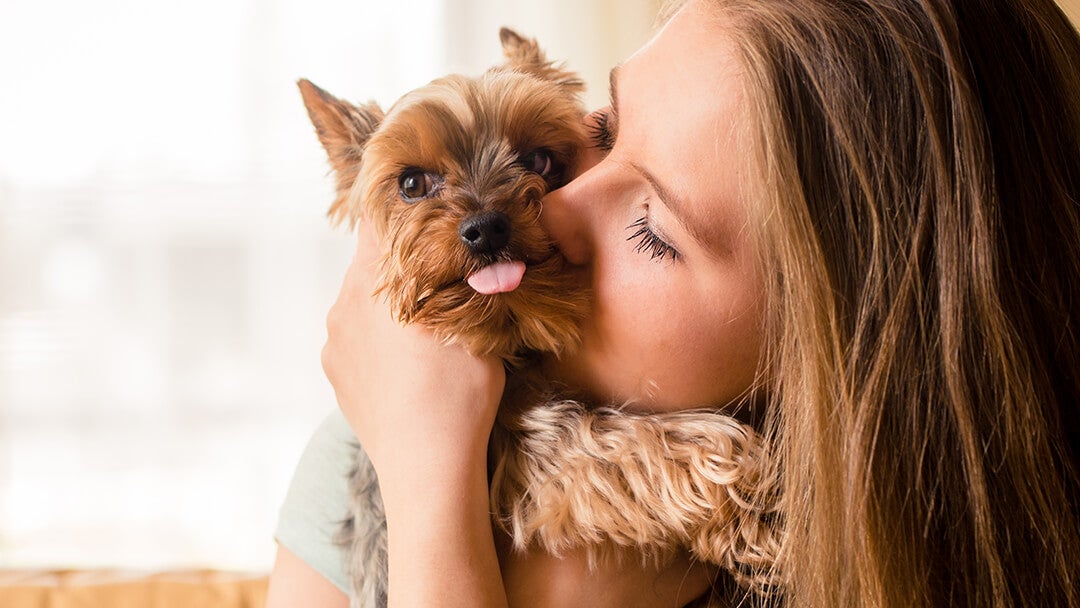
[322,220,506,472]
[321,221,508,607]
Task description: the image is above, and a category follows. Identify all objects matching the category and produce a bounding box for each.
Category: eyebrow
[609,65,717,255]
[609,66,714,252]
[629,161,713,252]
[609,65,621,119]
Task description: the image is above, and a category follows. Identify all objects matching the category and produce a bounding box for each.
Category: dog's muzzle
[459,211,512,256]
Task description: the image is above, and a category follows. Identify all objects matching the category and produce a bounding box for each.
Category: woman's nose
[540,127,609,266]
[541,159,605,267]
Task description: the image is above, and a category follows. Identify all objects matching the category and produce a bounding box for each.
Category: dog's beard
[373,187,587,360]
[354,85,590,361]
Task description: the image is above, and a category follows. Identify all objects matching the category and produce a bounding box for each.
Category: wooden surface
[0,570,268,608]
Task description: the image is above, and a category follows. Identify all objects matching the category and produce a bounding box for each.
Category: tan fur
[299,30,588,361]
[301,28,781,607]
[491,399,782,594]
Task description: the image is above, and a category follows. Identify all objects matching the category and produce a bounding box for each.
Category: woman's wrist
[351,364,501,476]
[375,419,491,507]
[382,439,507,607]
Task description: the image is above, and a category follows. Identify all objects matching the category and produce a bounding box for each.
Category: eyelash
[591,110,677,262]
[588,111,615,152]
[627,216,679,262]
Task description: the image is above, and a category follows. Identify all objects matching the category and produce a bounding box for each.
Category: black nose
[459,211,512,255]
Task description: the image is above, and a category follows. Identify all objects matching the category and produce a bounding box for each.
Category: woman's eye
[398,169,436,202]
[588,110,615,152]
[520,149,554,176]
[627,216,680,262]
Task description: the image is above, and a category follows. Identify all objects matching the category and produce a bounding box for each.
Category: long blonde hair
[690,0,1080,605]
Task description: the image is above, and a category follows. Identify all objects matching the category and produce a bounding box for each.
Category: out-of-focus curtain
[0,0,660,572]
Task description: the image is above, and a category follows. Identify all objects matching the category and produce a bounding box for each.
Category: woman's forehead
[618,1,754,258]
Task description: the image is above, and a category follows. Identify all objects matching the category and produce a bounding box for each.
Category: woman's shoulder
[274,409,357,595]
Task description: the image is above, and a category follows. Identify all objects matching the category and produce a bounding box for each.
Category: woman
[268,0,1080,605]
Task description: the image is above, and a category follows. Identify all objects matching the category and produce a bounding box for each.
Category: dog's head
[300,29,588,361]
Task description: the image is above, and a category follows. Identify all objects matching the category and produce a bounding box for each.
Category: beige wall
[442,0,662,109]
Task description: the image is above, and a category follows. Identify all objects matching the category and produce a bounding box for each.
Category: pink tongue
[467,260,526,294]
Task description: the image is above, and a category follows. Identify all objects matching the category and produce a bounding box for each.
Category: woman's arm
[266,545,349,608]
[320,223,715,607]
[379,445,505,607]
[321,222,509,608]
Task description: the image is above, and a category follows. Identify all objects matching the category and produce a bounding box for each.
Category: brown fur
[490,398,782,595]
[299,29,587,360]
[300,28,780,608]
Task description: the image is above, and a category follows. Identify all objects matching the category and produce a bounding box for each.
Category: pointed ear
[298,79,383,226]
[297,78,383,177]
[498,28,584,95]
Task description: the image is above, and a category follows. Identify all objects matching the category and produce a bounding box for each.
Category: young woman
[267,0,1080,606]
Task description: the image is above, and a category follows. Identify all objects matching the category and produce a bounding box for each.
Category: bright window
[0,0,658,572]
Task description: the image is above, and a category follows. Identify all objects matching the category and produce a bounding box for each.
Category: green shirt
[274,410,355,594]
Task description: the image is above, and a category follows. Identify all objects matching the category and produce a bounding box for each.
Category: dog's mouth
[464,249,563,295]
[418,250,558,305]
[466,260,526,294]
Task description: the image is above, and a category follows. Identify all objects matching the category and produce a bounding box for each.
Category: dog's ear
[298,79,383,225]
[298,78,383,175]
[498,28,584,95]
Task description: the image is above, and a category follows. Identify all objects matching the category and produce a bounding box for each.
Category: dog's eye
[398,169,436,202]
[520,149,554,177]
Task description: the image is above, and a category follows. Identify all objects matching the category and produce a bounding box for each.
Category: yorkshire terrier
[301,29,781,608]
[299,29,587,362]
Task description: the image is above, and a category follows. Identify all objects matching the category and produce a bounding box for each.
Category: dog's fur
[300,29,781,608]
[300,29,587,361]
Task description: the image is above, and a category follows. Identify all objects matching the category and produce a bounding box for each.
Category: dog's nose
[459,211,512,255]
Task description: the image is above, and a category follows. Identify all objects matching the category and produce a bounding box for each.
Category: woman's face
[541,0,765,413]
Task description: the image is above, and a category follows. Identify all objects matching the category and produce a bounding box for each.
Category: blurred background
[0,0,662,574]
[2,0,1079,578]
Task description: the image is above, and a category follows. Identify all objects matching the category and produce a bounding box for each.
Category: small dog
[301,29,780,608]
[300,29,587,362]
